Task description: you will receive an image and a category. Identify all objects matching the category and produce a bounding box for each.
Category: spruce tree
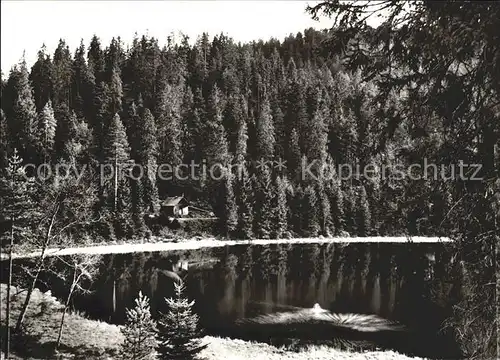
[254,163,274,239]
[29,44,53,111]
[219,168,237,237]
[36,100,57,159]
[329,177,345,235]
[0,109,9,168]
[71,40,96,120]
[236,165,254,239]
[138,108,159,213]
[255,94,275,160]
[357,184,372,236]
[52,39,73,107]
[317,181,333,236]
[157,282,207,360]
[344,185,357,235]
[120,291,158,360]
[155,84,183,168]
[102,113,132,212]
[9,60,38,159]
[303,185,320,237]
[234,95,248,168]
[88,35,106,84]
[273,175,289,239]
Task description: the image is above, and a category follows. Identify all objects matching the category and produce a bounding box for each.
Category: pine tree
[88,35,106,84]
[329,177,345,235]
[273,176,289,239]
[344,185,357,235]
[317,181,333,236]
[8,60,38,159]
[203,85,229,199]
[254,163,274,239]
[52,39,73,107]
[357,184,372,236]
[120,291,158,360]
[303,185,320,237]
[155,84,183,168]
[108,66,123,115]
[71,40,96,120]
[157,282,207,360]
[219,169,237,237]
[271,95,285,159]
[138,108,159,213]
[288,128,301,181]
[102,113,132,212]
[36,100,57,158]
[234,95,248,167]
[29,44,53,111]
[204,85,229,168]
[0,109,9,168]
[54,103,76,160]
[180,85,195,163]
[236,165,254,239]
[255,94,275,161]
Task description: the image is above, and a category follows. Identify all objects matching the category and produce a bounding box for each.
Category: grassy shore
[0,284,426,360]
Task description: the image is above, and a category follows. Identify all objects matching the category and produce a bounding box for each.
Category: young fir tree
[0,149,37,359]
[157,282,207,360]
[120,291,158,360]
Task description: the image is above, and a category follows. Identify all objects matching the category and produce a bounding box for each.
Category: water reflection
[26,242,461,359]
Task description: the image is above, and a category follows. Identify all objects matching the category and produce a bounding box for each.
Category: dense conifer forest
[2,27,489,240]
[0,2,498,358]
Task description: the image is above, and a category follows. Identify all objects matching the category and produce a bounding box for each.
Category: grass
[0,283,123,359]
[0,284,427,360]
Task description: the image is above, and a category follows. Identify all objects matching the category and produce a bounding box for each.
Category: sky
[1,0,335,74]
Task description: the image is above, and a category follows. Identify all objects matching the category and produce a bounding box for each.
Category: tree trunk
[5,218,15,359]
[15,204,59,332]
[14,258,44,332]
[56,280,75,349]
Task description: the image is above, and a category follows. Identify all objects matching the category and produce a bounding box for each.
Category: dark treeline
[0,28,467,241]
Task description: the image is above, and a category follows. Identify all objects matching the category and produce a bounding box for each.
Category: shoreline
[2,236,452,260]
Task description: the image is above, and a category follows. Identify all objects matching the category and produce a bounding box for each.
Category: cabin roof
[162,196,189,207]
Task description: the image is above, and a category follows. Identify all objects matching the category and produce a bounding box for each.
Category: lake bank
[2,236,452,260]
[0,284,428,360]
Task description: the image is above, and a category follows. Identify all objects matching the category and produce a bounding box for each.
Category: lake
[9,242,463,359]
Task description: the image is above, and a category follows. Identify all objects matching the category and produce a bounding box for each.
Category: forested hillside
[1,27,480,241]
